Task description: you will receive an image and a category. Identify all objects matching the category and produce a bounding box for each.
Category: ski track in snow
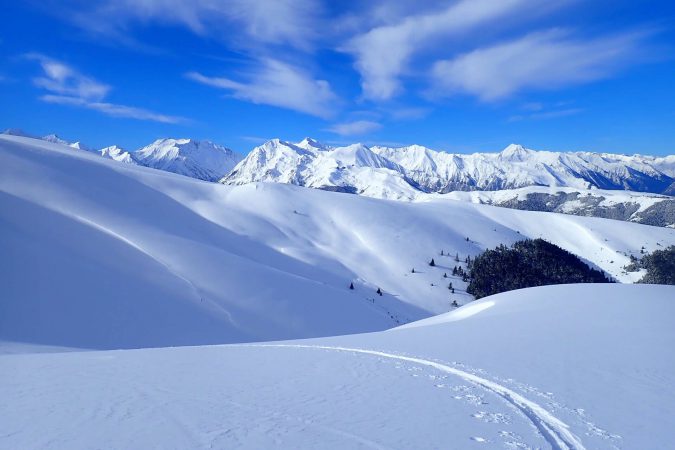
[251,344,587,450]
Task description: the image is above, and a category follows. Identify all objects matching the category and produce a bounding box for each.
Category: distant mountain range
[2,129,242,182]
[3,129,673,226]
[223,138,675,198]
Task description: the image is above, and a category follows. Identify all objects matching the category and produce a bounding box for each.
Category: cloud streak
[431,30,645,101]
[41,95,186,123]
[326,120,382,136]
[29,54,185,123]
[66,0,322,51]
[187,59,338,118]
[344,0,543,101]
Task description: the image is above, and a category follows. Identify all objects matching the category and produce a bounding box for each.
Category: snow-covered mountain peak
[100,145,137,164]
[135,138,242,182]
[499,144,532,161]
[41,134,70,145]
[296,137,329,151]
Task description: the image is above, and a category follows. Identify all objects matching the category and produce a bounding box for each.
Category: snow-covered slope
[134,138,241,181]
[1,135,674,350]
[373,143,674,194]
[441,186,675,227]
[222,138,420,200]
[99,145,137,164]
[1,284,673,449]
[225,138,674,196]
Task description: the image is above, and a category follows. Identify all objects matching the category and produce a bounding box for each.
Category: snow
[134,138,242,181]
[225,138,674,196]
[1,284,673,449]
[1,135,674,448]
[1,134,673,351]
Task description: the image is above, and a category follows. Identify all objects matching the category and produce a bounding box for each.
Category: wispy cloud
[343,0,544,101]
[187,59,338,118]
[508,107,583,122]
[41,95,185,123]
[326,120,382,136]
[29,54,185,123]
[65,0,322,51]
[431,29,646,101]
[26,53,110,100]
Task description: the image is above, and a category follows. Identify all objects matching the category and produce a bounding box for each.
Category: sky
[1,0,674,155]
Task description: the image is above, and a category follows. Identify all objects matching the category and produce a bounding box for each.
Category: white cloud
[68,0,321,51]
[29,55,185,123]
[327,120,382,136]
[27,54,110,100]
[344,0,540,100]
[41,95,186,123]
[431,30,644,101]
[187,59,338,118]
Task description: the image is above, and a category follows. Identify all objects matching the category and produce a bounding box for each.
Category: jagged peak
[296,137,328,150]
[500,144,532,160]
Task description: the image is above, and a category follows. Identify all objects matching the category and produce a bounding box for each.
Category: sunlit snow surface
[1,136,674,448]
[1,135,674,350]
[1,284,674,449]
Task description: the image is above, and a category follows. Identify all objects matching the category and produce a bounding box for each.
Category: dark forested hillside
[467,239,612,299]
[626,246,675,285]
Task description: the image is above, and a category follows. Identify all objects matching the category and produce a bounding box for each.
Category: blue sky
[1,0,674,155]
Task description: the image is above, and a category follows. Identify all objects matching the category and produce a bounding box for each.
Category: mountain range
[2,129,242,182]
[3,129,673,226]
[223,138,675,198]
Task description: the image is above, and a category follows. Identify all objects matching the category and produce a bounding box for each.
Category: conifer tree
[349,282,354,290]
[376,287,382,296]
[429,258,436,267]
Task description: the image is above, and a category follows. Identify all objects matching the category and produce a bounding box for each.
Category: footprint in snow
[472,411,511,424]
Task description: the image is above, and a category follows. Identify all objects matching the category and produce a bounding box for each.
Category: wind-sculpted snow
[1,135,674,350]
[252,344,587,450]
[1,284,672,448]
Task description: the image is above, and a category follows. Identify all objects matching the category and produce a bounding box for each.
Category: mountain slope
[1,284,673,449]
[224,138,674,196]
[135,138,241,181]
[442,186,675,228]
[1,135,674,349]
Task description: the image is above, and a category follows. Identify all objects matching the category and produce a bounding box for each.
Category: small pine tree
[455,253,459,262]
[429,258,436,267]
[451,287,455,293]
[452,266,458,276]
[411,268,415,273]
[451,300,459,307]
[349,282,354,290]
[448,282,453,290]
[376,287,382,296]
[443,273,448,278]
[440,250,444,256]
[466,237,470,242]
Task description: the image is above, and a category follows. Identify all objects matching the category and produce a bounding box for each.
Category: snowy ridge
[224,138,674,197]
[2,130,242,182]
[436,186,675,227]
[135,138,241,182]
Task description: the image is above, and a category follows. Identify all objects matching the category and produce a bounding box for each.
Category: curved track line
[251,344,585,450]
